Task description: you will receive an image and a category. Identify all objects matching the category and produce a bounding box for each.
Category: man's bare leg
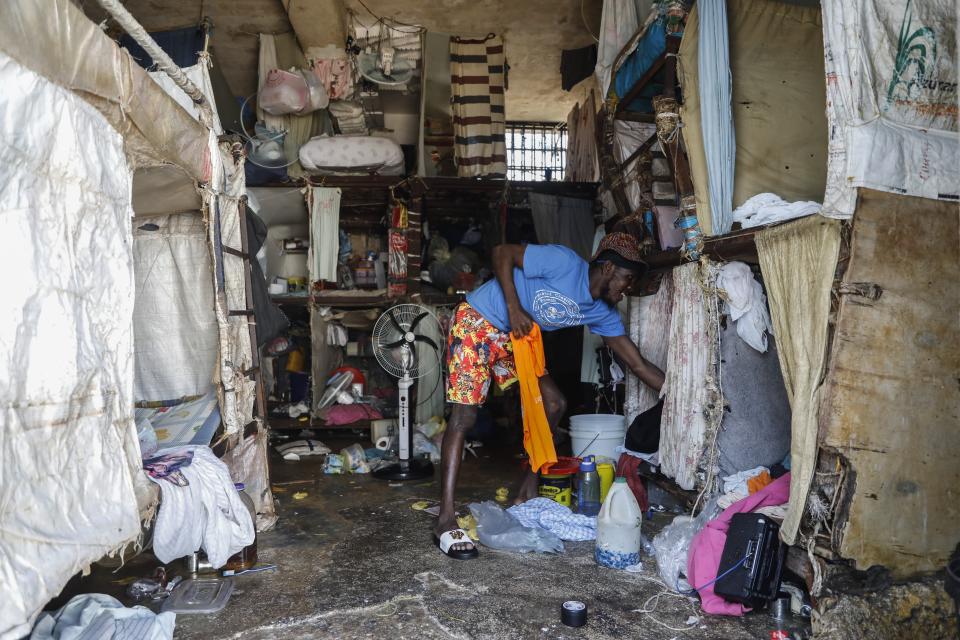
[435,403,477,552]
[514,374,567,504]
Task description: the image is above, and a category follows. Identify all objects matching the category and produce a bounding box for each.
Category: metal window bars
[506,121,567,182]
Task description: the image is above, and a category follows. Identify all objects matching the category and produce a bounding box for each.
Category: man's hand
[508,305,535,339]
[492,244,534,338]
[603,334,665,392]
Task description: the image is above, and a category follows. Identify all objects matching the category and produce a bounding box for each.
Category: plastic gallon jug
[595,478,643,569]
[577,456,601,516]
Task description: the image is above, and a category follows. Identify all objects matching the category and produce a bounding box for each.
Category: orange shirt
[511,324,558,473]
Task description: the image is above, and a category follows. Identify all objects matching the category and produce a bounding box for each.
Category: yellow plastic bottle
[597,462,615,503]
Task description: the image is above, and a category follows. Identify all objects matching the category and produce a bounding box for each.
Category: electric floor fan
[370,304,443,480]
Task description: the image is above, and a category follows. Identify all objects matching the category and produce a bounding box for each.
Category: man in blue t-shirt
[434,232,665,559]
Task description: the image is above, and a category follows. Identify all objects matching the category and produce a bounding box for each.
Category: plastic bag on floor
[652,497,720,592]
[468,501,564,553]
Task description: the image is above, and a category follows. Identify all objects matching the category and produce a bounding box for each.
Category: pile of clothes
[143,446,255,568]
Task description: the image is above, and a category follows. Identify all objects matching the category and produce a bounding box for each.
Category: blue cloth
[614,18,669,111]
[466,244,625,336]
[120,26,206,69]
[509,498,597,541]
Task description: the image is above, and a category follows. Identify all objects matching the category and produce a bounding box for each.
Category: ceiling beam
[282,0,346,56]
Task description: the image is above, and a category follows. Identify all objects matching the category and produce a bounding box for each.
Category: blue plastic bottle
[577,455,602,516]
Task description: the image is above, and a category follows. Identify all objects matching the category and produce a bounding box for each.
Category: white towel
[308,187,341,283]
[717,261,772,352]
[732,193,821,229]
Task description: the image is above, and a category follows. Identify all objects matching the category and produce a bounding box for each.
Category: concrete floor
[60,436,800,639]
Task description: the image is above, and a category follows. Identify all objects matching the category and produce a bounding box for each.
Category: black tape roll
[560,600,587,627]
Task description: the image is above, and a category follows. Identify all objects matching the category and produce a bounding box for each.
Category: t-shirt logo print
[532,290,582,327]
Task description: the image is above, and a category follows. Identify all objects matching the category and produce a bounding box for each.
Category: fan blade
[414,335,439,352]
[388,310,405,334]
[383,338,405,349]
[409,311,429,332]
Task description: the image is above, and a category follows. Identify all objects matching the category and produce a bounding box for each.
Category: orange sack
[511,324,557,473]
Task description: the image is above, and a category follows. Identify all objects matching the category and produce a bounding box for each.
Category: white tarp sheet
[148,61,223,136]
[821,0,959,218]
[133,214,219,401]
[0,53,144,639]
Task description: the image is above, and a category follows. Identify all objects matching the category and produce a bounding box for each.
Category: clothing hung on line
[308,186,341,283]
[561,44,598,91]
[511,324,557,474]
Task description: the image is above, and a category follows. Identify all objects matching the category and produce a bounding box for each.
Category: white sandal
[433,528,479,560]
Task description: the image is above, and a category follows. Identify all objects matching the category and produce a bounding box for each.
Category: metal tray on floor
[161,577,234,614]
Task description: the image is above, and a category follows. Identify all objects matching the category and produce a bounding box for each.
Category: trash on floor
[292,491,309,500]
[469,501,563,553]
[275,439,331,461]
[456,514,479,541]
[341,443,371,473]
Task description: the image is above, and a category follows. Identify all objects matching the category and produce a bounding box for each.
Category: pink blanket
[686,473,791,615]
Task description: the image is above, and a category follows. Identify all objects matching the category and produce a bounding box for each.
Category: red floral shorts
[446,302,518,405]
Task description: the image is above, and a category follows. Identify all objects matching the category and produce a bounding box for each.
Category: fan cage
[372,305,444,379]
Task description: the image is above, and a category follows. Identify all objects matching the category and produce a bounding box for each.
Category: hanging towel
[450,34,507,177]
[511,324,557,473]
[308,186,341,283]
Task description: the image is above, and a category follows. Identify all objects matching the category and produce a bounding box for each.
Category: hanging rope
[698,0,736,235]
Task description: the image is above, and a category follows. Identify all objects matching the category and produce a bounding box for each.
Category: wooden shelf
[643,225,768,272]
[271,291,464,309]
[268,415,373,431]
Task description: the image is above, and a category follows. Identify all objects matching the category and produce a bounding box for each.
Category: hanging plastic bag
[468,501,564,553]
[260,68,329,116]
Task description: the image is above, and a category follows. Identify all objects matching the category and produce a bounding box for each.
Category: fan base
[372,457,434,481]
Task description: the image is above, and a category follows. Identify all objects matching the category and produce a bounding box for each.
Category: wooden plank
[644,226,762,270]
[615,53,667,114]
[819,189,959,575]
[614,35,682,115]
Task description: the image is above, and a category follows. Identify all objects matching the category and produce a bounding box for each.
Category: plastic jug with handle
[595,478,643,569]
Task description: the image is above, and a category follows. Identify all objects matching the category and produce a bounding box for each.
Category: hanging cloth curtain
[624,274,675,423]
[308,187,341,283]
[698,0,736,235]
[755,215,841,544]
[450,34,507,177]
[659,263,710,490]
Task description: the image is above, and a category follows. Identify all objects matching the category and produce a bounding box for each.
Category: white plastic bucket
[569,414,626,462]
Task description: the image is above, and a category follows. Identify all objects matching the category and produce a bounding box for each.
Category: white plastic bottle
[595,477,643,569]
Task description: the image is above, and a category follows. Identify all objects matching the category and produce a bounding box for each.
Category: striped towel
[450,34,506,177]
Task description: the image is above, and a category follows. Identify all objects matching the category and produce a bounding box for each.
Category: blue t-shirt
[466,244,625,337]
